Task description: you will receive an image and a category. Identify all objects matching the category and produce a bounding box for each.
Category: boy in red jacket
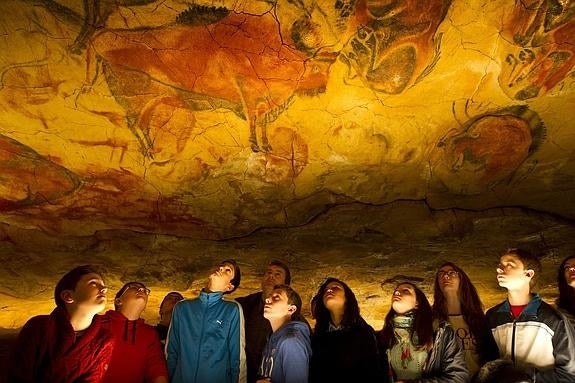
[7,264,115,382]
[103,281,168,383]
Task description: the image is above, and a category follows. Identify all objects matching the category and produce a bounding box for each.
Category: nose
[326,288,333,294]
[100,286,108,294]
[265,297,271,304]
[393,290,400,296]
[496,267,504,274]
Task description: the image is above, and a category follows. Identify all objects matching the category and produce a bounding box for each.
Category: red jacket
[7,306,115,383]
[103,310,168,383]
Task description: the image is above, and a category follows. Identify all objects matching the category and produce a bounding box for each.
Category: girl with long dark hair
[556,255,575,327]
[309,277,384,383]
[378,282,468,383]
[432,262,498,377]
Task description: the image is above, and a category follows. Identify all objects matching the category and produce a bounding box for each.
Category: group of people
[6,249,575,383]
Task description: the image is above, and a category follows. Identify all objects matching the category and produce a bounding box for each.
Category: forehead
[439,265,456,271]
[565,257,575,265]
[78,272,103,283]
[220,262,235,275]
[396,283,415,292]
[501,254,522,265]
[325,281,344,289]
[267,265,286,274]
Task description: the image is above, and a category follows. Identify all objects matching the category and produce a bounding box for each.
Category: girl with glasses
[432,262,498,379]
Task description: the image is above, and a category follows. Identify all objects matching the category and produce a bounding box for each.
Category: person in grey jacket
[378,282,469,383]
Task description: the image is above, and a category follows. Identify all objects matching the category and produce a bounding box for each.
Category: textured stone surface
[0,0,575,334]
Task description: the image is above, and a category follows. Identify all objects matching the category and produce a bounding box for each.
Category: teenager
[556,255,575,327]
[432,262,498,377]
[156,291,184,345]
[7,265,115,382]
[237,260,292,383]
[486,248,575,382]
[257,284,311,383]
[378,282,468,383]
[310,277,384,383]
[103,281,168,383]
[166,259,246,383]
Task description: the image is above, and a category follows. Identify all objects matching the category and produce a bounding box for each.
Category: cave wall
[1,0,575,332]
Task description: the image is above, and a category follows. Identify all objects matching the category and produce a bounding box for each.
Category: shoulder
[235,292,261,305]
[20,314,52,334]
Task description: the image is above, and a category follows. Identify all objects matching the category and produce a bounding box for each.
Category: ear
[525,269,535,279]
[115,297,122,307]
[287,304,297,314]
[225,283,235,293]
[60,290,74,304]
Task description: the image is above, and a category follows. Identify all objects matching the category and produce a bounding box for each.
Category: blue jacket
[166,290,246,383]
[258,321,312,383]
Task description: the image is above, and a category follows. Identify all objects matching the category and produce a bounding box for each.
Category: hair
[221,259,241,294]
[159,291,185,314]
[504,248,542,288]
[312,277,362,333]
[54,265,104,307]
[378,282,434,351]
[557,255,575,316]
[273,284,306,320]
[432,262,492,359]
[269,260,291,285]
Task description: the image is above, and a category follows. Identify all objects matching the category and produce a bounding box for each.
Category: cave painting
[88,5,337,156]
[87,1,454,157]
[339,0,453,94]
[432,105,546,194]
[0,134,81,210]
[499,0,575,100]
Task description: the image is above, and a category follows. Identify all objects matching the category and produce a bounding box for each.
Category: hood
[106,309,145,345]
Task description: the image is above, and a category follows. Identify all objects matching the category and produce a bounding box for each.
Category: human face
[437,265,460,294]
[116,283,150,313]
[563,257,575,288]
[160,293,183,321]
[322,281,346,312]
[69,273,108,313]
[496,254,533,290]
[392,283,418,314]
[263,289,295,321]
[208,262,235,292]
[261,265,287,295]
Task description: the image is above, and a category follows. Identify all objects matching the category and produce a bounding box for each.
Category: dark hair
[269,260,291,285]
[432,262,492,360]
[378,282,434,351]
[504,248,542,288]
[312,277,362,333]
[221,259,241,294]
[557,256,575,316]
[273,284,305,320]
[159,291,184,313]
[54,265,104,307]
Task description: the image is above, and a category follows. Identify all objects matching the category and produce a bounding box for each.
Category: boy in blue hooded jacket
[257,284,311,383]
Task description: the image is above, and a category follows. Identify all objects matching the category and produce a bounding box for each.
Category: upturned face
[208,262,235,292]
[263,288,295,321]
[322,281,346,312]
[116,282,150,314]
[391,283,417,314]
[496,254,533,290]
[261,265,287,295]
[437,265,460,294]
[68,273,108,313]
[563,257,575,288]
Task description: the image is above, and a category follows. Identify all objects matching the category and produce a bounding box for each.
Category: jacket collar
[497,293,542,317]
[200,289,224,306]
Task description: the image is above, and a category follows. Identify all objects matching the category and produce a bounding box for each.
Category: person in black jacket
[556,255,575,327]
[309,277,385,383]
[432,262,498,378]
[236,260,292,383]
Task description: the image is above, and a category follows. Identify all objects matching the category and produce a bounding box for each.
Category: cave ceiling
[1,0,575,327]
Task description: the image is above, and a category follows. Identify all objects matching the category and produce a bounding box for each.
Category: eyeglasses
[121,284,151,296]
[437,270,459,279]
[563,265,575,273]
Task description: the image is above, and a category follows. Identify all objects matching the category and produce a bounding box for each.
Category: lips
[392,296,401,301]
